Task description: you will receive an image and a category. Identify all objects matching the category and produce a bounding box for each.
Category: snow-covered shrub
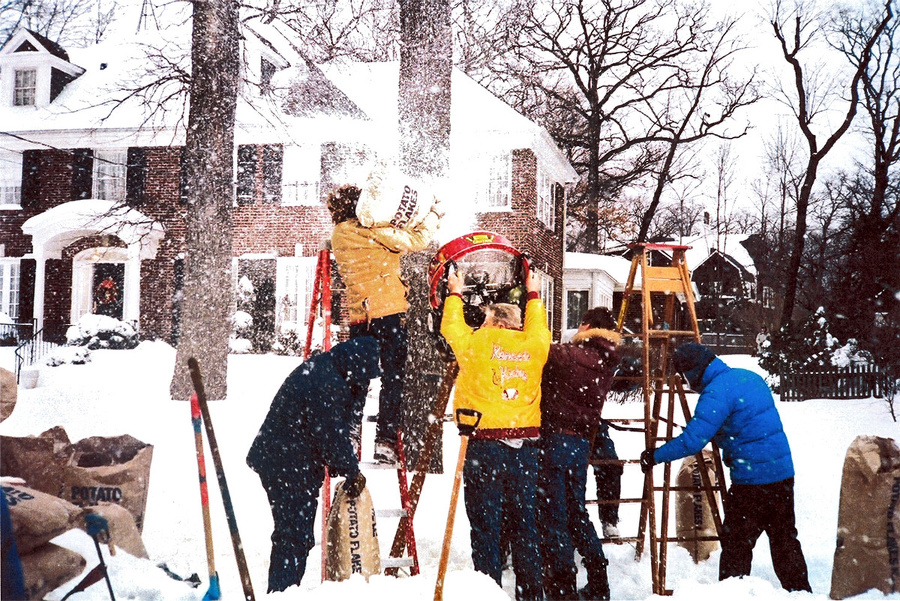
[272,322,304,356]
[830,339,874,368]
[65,314,139,350]
[230,310,253,354]
[45,345,91,366]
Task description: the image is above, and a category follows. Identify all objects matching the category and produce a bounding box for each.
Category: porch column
[124,245,141,326]
[31,250,45,331]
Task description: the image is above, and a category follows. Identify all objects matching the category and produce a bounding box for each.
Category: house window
[535,268,554,330]
[475,151,511,210]
[537,167,555,229]
[237,144,282,204]
[93,149,127,201]
[14,69,36,106]
[566,290,589,330]
[282,145,321,206]
[0,151,22,208]
[277,256,317,326]
[0,259,20,320]
[763,286,775,309]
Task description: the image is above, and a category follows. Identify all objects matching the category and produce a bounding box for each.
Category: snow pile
[0,347,898,600]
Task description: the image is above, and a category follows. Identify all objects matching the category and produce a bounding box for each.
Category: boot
[579,557,610,601]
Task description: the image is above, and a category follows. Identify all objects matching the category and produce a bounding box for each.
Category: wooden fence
[780,364,886,401]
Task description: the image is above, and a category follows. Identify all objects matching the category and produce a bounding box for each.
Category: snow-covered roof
[680,233,757,277]
[0,10,577,186]
[564,252,638,286]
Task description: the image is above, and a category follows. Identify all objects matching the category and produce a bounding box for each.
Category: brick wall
[8,144,569,343]
[476,148,565,338]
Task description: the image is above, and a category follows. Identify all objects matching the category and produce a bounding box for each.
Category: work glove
[639,449,656,474]
[343,472,366,498]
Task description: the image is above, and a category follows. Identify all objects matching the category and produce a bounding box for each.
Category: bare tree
[634,16,759,242]
[397,0,452,468]
[256,0,400,63]
[170,0,241,401]
[469,0,758,251]
[830,0,900,342]
[1,0,116,46]
[770,0,892,327]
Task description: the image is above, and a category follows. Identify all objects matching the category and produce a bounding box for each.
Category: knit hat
[672,342,716,390]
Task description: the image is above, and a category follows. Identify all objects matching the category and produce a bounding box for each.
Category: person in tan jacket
[327,184,441,463]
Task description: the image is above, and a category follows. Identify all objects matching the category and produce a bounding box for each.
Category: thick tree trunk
[170,0,240,401]
[778,161,818,329]
[397,0,451,470]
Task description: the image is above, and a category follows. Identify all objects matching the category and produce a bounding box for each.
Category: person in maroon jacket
[539,307,621,601]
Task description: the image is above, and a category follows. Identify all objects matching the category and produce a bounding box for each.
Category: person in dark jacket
[640,342,811,592]
[246,337,380,593]
[539,307,621,601]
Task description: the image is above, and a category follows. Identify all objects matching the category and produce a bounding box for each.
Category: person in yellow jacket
[441,267,550,601]
[328,184,441,463]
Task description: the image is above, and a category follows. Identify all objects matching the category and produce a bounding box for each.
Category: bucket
[19,368,39,389]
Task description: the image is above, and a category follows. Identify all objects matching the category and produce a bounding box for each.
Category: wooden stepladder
[612,243,729,596]
[304,249,420,579]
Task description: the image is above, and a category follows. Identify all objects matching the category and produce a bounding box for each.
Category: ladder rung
[586,498,645,505]
[359,461,401,470]
[652,485,722,492]
[645,330,699,337]
[381,557,416,569]
[602,536,642,545]
[376,508,408,518]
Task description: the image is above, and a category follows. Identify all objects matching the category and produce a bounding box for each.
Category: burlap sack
[830,435,900,600]
[1,366,16,422]
[2,482,84,555]
[82,503,148,559]
[356,163,435,230]
[21,542,86,601]
[325,483,381,581]
[0,427,153,532]
[675,450,721,563]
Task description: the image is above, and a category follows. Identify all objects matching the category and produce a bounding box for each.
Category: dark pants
[540,432,608,600]
[720,477,811,592]
[349,313,408,443]
[590,423,623,526]
[257,471,320,593]
[464,439,543,601]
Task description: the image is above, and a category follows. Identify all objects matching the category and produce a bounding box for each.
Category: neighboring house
[563,233,766,350]
[562,252,632,337]
[0,9,576,347]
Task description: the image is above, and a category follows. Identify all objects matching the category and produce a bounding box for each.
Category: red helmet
[427,231,528,310]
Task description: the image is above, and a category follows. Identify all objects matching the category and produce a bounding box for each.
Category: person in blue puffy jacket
[640,342,811,592]
[247,336,380,592]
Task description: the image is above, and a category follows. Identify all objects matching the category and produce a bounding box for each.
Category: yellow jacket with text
[440,294,551,435]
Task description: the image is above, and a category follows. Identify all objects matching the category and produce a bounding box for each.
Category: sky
[2,344,900,600]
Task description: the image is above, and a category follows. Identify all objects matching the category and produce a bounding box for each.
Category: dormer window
[0,29,84,108]
[14,69,36,106]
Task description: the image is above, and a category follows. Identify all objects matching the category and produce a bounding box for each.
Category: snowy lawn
[1,345,899,600]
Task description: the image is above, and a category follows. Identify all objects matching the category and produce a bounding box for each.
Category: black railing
[0,320,35,347]
[14,323,69,382]
[780,364,886,402]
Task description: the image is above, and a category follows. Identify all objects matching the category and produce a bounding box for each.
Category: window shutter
[126,147,148,207]
[21,150,41,209]
[71,148,93,201]
[262,144,283,204]
[236,144,256,205]
[179,147,189,205]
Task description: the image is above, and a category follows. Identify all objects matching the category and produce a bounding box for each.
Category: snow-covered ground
[1,344,899,601]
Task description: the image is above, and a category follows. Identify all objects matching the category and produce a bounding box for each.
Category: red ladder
[304,248,419,579]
